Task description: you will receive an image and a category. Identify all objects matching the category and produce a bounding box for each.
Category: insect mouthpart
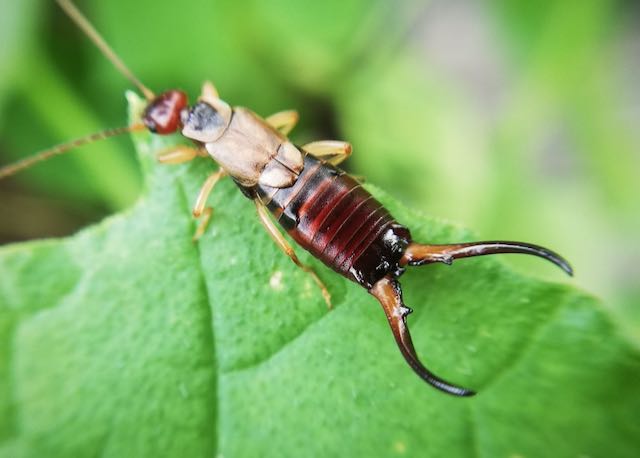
[142,90,189,134]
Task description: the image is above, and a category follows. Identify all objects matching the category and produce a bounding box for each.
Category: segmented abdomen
[253,154,411,289]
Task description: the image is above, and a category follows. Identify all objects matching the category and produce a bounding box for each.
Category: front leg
[265,110,299,136]
[156,145,207,164]
[199,80,220,105]
[254,199,332,309]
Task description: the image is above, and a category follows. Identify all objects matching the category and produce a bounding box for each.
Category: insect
[0,0,572,397]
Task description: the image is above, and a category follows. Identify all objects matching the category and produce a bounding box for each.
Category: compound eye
[143,90,188,134]
[181,101,227,143]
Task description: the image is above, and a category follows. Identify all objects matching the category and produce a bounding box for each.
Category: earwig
[0,0,573,397]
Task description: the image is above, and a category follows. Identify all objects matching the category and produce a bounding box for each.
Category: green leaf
[0,94,638,457]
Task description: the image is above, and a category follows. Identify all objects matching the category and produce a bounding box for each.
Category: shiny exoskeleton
[235,150,572,397]
[248,154,410,290]
[0,0,574,397]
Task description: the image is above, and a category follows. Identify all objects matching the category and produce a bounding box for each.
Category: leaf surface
[0,95,637,457]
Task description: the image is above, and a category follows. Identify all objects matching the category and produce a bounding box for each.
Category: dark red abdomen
[249,154,411,289]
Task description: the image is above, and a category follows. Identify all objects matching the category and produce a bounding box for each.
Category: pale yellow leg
[255,199,333,310]
[302,140,352,166]
[192,169,227,241]
[157,145,204,164]
[265,110,299,136]
[193,169,226,217]
[199,80,220,104]
[193,207,213,241]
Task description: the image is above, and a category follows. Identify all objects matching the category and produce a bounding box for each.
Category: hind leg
[254,199,332,310]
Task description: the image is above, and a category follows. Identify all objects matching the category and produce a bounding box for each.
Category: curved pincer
[370,276,476,397]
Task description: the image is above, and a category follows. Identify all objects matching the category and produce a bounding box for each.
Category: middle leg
[302,140,352,166]
[265,110,299,136]
[192,168,227,241]
[157,145,207,164]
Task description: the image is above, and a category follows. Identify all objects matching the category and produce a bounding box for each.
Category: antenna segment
[0,124,145,180]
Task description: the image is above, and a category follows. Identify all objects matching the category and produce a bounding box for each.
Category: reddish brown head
[142,90,189,134]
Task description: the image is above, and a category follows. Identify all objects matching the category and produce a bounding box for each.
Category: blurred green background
[0,0,638,339]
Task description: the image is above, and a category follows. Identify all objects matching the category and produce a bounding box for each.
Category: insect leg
[302,140,352,166]
[255,199,333,309]
[192,169,227,241]
[265,110,299,136]
[199,81,220,104]
[192,208,213,242]
[370,275,475,397]
[157,146,207,164]
[400,241,573,275]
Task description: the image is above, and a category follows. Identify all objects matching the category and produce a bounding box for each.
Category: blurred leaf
[8,53,141,210]
[489,0,639,215]
[484,0,640,328]
[0,1,141,211]
[0,94,637,457]
[0,0,39,115]
[338,54,490,225]
[92,0,292,112]
[336,0,640,332]
[232,0,392,92]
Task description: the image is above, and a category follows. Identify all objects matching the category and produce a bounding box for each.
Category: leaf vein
[478,288,576,391]
[177,177,219,457]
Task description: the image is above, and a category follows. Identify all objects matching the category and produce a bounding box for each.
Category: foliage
[0,0,639,456]
[0,94,638,457]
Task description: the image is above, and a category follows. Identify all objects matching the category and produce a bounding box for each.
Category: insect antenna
[0,123,146,180]
[56,0,155,101]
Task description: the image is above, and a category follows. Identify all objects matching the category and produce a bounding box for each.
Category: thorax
[206,108,303,188]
